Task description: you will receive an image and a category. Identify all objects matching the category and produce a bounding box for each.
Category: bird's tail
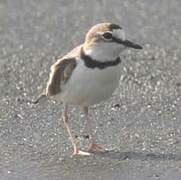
[32,89,47,104]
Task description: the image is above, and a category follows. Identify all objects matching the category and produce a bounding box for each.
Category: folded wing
[46,57,77,96]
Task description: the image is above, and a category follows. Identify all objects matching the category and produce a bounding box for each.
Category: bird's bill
[112,37,143,49]
[121,40,143,49]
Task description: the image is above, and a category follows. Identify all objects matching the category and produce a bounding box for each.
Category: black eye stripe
[112,36,123,43]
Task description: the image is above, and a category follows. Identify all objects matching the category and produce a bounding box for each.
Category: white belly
[60,60,121,106]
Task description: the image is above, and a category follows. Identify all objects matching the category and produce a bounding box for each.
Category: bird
[33,22,143,156]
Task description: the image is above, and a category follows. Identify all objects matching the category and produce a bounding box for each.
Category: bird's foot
[72,148,91,156]
[88,142,105,152]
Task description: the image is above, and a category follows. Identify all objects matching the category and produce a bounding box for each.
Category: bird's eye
[102,32,113,40]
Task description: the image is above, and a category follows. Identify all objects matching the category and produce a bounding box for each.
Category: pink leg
[83,107,105,152]
[62,104,90,156]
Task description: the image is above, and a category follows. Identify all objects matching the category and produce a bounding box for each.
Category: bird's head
[83,23,142,61]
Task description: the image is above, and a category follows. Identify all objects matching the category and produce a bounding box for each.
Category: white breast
[60,59,121,106]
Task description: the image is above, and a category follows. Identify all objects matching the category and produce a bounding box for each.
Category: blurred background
[0,0,181,179]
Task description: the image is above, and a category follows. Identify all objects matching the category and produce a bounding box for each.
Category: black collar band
[80,48,121,69]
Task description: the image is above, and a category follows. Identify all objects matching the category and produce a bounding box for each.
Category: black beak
[122,40,143,49]
[112,37,143,49]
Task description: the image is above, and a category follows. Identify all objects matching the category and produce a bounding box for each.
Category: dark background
[0,0,181,179]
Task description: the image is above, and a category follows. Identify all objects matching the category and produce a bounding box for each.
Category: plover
[34,23,142,156]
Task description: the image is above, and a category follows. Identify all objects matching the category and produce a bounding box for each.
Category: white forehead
[112,29,126,41]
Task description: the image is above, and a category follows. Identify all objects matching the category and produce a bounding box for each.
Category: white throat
[83,43,123,62]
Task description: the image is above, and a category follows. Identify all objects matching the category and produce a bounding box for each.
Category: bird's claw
[88,142,105,152]
[72,148,91,156]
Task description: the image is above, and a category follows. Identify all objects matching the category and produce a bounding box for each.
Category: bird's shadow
[92,150,181,161]
[40,150,181,168]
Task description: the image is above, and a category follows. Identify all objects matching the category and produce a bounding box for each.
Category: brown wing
[45,45,83,96]
[32,45,82,104]
[46,57,77,96]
